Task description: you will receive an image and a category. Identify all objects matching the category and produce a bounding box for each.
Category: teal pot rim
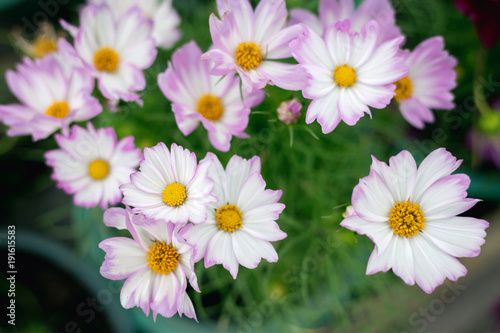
[464,168,500,202]
[0,0,26,11]
[12,229,133,332]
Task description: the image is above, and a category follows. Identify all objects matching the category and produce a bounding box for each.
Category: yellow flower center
[33,37,58,59]
[388,201,426,238]
[216,204,243,232]
[196,94,224,121]
[333,64,357,88]
[162,182,187,206]
[394,76,413,102]
[94,47,119,72]
[146,240,180,275]
[235,42,263,71]
[45,101,70,118]
[88,160,109,180]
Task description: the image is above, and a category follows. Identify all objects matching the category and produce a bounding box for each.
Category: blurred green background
[0,0,499,332]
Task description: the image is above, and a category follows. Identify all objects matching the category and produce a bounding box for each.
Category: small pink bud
[277,98,302,124]
[342,205,355,218]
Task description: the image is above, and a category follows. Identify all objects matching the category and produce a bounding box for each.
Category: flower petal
[411,235,467,294]
[410,148,462,202]
[120,267,154,315]
[305,88,341,134]
[423,216,488,258]
[419,174,478,219]
[99,237,147,280]
[352,169,394,223]
[205,231,240,278]
[263,24,303,59]
[340,215,394,254]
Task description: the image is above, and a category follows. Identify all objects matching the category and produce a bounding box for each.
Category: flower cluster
[101,143,286,320]
[0,0,491,326]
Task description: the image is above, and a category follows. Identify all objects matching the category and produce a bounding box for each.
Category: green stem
[473,46,493,115]
[303,125,320,140]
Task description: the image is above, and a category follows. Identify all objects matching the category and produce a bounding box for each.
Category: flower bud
[277,98,302,124]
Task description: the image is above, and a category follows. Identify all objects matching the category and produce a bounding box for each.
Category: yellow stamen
[146,240,180,275]
[197,94,224,121]
[94,47,119,72]
[394,76,413,102]
[388,200,426,237]
[333,64,357,88]
[162,182,187,206]
[235,42,263,71]
[88,160,109,180]
[216,204,243,232]
[33,37,58,59]
[45,101,70,118]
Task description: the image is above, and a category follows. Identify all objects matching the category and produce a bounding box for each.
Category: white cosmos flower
[87,0,181,49]
[180,153,287,279]
[340,148,489,293]
[44,123,141,209]
[100,207,199,321]
[0,39,101,141]
[289,20,408,133]
[158,40,265,152]
[69,4,157,103]
[120,142,216,226]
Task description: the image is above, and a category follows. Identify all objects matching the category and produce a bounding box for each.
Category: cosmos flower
[158,41,264,152]
[340,148,489,294]
[70,4,157,103]
[100,210,199,321]
[289,20,407,133]
[0,42,101,141]
[393,37,457,129]
[202,0,306,93]
[289,0,402,44]
[121,142,216,226]
[87,0,182,49]
[11,21,63,59]
[44,123,142,209]
[180,153,287,279]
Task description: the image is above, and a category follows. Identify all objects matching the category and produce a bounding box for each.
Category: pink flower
[393,37,457,129]
[0,40,101,141]
[340,148,489,294]
[11,21,62,59]
[100,207,199,321]
[180,153,286,279]
[202,0,306,93]
[158,41,264,152]
[342,205,355,218]
[277,98,302,124]
[290,20,407,133]
[289,0,402,44]
[45,123,142,209]
[120,142,216,226]
[70,4,157,103]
